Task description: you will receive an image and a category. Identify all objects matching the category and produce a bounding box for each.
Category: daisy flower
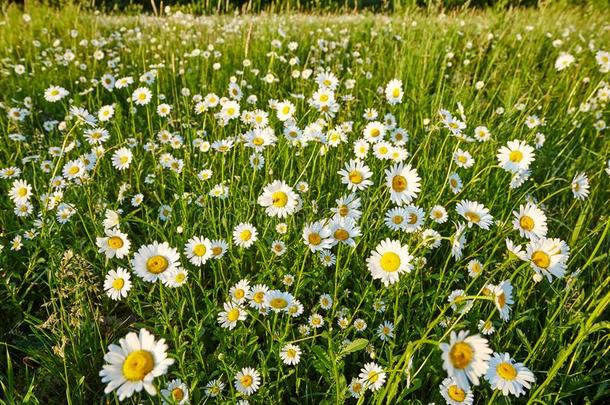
[485,352,535,397]
[132,241,181,283]
[184,236,212,266]
[338,159,374,191]
[430,205,448,224]
[217,301,247,330]
[525,237,570,282]
[493,280,514,321]
[132,87,152,106]
[96,228,131,259]
[280,344,302,365]
[103,267,132,300]
[478,320,495,335]
[497,140,535,174]
[376,321,395,341]
[163,267,188,288]
[9,179,32,205]
[385,163,421,205]
[232,223,258,248]
[257,180,298,218]
[448,172,463,194]
[454,149,474,168]
[467,259,483,278]
[230,279,251,304]
[112,147,133,170]
[161,379,189,404]
[358,362,386,391]
[99,328,174,401]
[439,377,474,405]
[302,221,332,252]
[328,217,361,247]
[234,367,261,395]
[247,284,268,310]
[265,290,294,313]
[571,172,590,200]
[348,378,366,398]
[44,85,69,102]
[456,200,494,230]
[366,238,413,287]
[385,79,403,105]
[440,330,492,389]
[512,202,547,240]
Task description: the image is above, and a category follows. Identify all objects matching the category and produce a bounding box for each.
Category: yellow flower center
[239,230,252,241]
[240,375,253,387]
[146,255,169,274]
[282,106,290,114]
[212,246,222,256]
[175,272,186,283]
[348,170,363,184]
[338,205,349,217]
[509,150,523,163]
[380,252,401,272]
[392,175,407,192]
[193,244,207,256]
[253,291,265,303]
[392,215,404,224]
[226,107,235,116]
[319,94,329,102]
[496,362,518,380]
[448,384,466,401]
[270,297,288,309]
[18,187,28,197]
[227,308,240,322]
[108,236,124,249]
[334,229,349,241]
[450,179,458,188]
[138,93,147,101]
[252,137,264,146]
[531,250,550,269]
[368,371,379,383]
[497,292,506,308]
[122,350,154,381]
[520,215,535,231]
[449,342,473,369]
[308,233,321,246]
[112,278,125,290]
[408,213,418,225]
[272,191,288,207]
[287,348,297,358]
[457,155,467,163]
[68,166,80,175]
[171,387,185,401]
[465,211,480,223]
[234,289,245,299]
[370,128,380,138]
[392,88,400,98]
[120,156,129,164]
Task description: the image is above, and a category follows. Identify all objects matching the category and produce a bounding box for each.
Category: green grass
[1,2,610,404]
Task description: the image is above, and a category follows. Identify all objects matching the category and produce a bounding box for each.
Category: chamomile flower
[112,147,133,170]
[385,79,403,105]
[430,205,449,224]
[358,362,386,391]
[467,259,483,278]
[132,241,181,283]
[103,267,132,300]
[44,85,69,102]
[163,267,188,288]
[257,180,298,218]
[217,301,247,330]
[302,221,332,252]
[234,367,261,396]
[478,320,495,335]
[440,330,492,389]
[493,280,514,321]
[247,284,268,310]
[99,328,174,401]
[96,228,131,259]
[439,377,474,405]
[385,163,421,205]
[454,149,475,168]
[348,378,366,398]
[132,87,152,106]
[265,290,294,313]
[161,379,189,404]
[184,236,212,266]
[485,352,535,397]
[512,202,547,240]
[367,238,413,287]
[210,239,228,259]
[328,217,361,247]
[571,172,590,200]
[497,140,535,174]
[456,200,494,230]
[376,321,395,341]
[230,279,251,304]
[9,179,32,204]
[280,344,302,365]
[338,159,374,191]
[232,223,258,248]
[525,237,569,282]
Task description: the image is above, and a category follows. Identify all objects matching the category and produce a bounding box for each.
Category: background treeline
[22,0,610,15]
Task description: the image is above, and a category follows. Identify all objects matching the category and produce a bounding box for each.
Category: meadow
[1,2,610,404]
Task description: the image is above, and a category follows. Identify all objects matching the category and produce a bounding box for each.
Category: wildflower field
[1,3,610,404]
